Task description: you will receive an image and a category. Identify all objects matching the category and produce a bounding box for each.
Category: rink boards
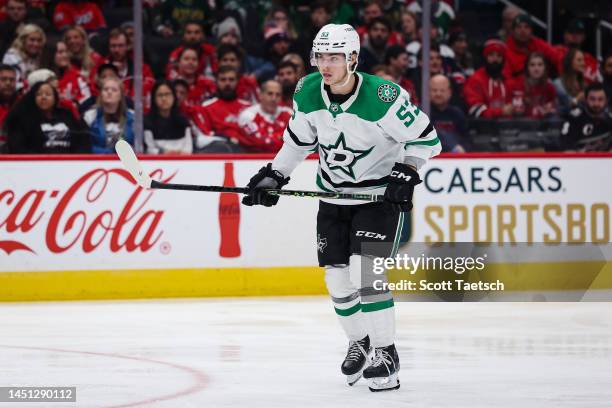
[0,153,611,301]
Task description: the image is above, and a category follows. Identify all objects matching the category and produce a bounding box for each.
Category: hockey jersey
[275,71,441,201]
[238,104,292,152]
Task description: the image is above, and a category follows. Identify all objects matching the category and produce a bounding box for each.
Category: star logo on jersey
[320,133,374,179]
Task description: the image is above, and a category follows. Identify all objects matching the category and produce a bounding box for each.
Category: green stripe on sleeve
[404,137,441,147]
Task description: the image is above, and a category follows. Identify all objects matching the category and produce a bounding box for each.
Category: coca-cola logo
[0,167,174,255]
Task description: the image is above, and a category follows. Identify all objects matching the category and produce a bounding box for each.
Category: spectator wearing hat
[217,44,260,103]
[263,25,294,71]
[52,0,106,33]
[554,19,600,83]
[449,30,473,77]
[503,14,560,79]
[167,21,217,81]
[506,52,557,119]
[464,38,513,119]
[497,6,521,41]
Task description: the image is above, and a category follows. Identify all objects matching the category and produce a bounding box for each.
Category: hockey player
[242,24,441,391]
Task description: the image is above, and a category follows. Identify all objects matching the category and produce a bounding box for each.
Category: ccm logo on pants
[356,231,386,240]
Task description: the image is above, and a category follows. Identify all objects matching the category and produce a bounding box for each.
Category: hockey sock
[324,265,367,341]
[350,254,396,348]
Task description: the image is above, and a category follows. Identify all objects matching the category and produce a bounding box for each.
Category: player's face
[183,24,204,45]
[527,57,545,80]
[65,29,85,54]
[586,90,606,115]
[54,42,70,68]
[316,53,348,86]
[178,50,199,76]
[25,32,44,57]
[35,83,55,112]
[155,84,175,112]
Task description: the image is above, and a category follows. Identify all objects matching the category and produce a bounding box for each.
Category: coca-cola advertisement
[0,158,320,272]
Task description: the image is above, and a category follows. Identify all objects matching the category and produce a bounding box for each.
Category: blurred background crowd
[0,0,611,155]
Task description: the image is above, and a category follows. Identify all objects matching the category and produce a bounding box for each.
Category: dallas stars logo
[320,133,373,179]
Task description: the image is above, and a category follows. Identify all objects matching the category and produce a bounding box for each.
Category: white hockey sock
[350,254,396,348]
[324,265,367,341]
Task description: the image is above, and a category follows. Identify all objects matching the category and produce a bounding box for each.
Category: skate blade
[346,372,362,386]
[368,373,400,392]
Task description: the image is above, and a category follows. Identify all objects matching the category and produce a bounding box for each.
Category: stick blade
[114,140,152,188]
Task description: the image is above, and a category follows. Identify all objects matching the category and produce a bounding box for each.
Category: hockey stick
[114,140,384,202]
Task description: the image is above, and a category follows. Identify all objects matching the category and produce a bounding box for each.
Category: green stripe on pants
[361,299,395,313]
[334,302,361,316]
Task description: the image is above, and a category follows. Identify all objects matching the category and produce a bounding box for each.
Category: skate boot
[341,335,371,386]
[363,344,400,392]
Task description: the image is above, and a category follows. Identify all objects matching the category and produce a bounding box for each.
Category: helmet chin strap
[338,60,357,87]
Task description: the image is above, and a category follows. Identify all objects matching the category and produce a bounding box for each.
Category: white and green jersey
[272,71,441,203]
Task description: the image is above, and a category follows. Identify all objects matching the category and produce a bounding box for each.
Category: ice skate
[363,344,400,392]
[341,335,371,386]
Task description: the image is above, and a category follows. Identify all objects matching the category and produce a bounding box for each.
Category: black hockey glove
[242,163,290,207]
[383,163,422,212]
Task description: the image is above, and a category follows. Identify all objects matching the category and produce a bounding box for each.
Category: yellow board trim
[0,261,610,302]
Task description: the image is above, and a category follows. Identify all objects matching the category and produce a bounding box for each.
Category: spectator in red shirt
[238,80,292,153]
[166,20,216,81]
[52,0,106,33]
[506,52,557,119]
[464,38,513,118]
[384,45,418,102]
[95,28,154,105]
[503,14,559,79]
[62,25,103,78]
[42,40,90,105]
[0,63,18,151]
[196,65,251,152]
[216,44,259,103]
[554,19,600,83]
[171,46,216,107]
[276,60,298,108]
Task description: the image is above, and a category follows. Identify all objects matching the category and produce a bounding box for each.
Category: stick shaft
[150,180,383,201]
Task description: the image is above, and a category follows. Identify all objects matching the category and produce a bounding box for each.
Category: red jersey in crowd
[199,97,251,146]
[237,75,259,103]
[554,45,600,83]
[0,97,18,146]
[463,67,509,118]
[506,76,557,119]
[184,75,216,107]
[166,44,217,80]
[58,66,91,104]
[53,1,106,32]
[237,104,292,152]
[503,35,560,79]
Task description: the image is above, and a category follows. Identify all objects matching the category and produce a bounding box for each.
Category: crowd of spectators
[0,0,611,154]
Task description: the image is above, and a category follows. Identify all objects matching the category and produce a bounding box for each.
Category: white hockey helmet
[310,24,360,73]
